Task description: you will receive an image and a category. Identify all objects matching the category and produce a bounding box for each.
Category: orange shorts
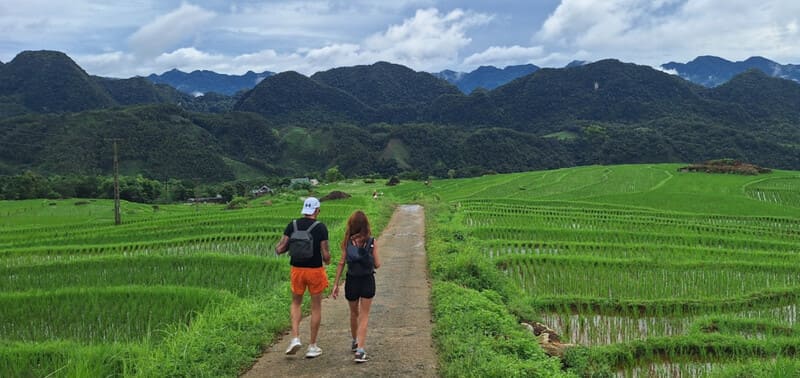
[290,266,329,295]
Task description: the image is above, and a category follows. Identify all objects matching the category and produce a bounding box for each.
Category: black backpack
[288,220,320,262]
[345,237,374,276]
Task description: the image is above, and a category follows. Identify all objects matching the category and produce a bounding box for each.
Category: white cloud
[214,1,436,47]
[655,66,680,76]
[73,51,137,77]
[361,8,492,70]
[534,0,800,66]
[151,48,288,75]
[463,45,545,68]
[83,7,493,77]
[76,51,128,66]
[128,3,216,59]
[5,1,800,78]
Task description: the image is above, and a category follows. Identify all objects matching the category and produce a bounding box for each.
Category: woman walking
[332,210,381,363]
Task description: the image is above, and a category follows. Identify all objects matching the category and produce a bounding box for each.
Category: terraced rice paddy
[421,164,800,376]
[3,163,799,376]
[0,197,366,376]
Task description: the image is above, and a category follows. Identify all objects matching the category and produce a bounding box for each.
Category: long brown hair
[341,210,371,250]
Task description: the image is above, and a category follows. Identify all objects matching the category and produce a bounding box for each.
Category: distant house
[251,185,274,197]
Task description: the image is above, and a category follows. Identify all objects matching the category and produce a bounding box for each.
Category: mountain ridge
[434,64,539,93]
[0,50,116,113]
[662,55,800,87]
[2,50,800,182]
[146,68,273,96]
[233,71,370,123]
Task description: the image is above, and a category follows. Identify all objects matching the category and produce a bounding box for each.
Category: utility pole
[108,138,122,225]
[193,177,201,212]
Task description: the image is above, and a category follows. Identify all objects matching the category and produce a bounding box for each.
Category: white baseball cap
[301,197,320,215]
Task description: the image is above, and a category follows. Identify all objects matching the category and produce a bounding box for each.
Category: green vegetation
[2,164,800,376]
[3,51,800,184]
[0,191,388,376]
[432,282,568,377]
[406,164,800,376]
[310,61,461,110]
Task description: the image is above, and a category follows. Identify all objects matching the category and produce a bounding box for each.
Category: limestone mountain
[0,50,239,116]
[472,59,710,132]
[434,64,539,94]
[704,69,800,131]
[0,50,115,113]
[233,71,370,123]
[662,56,800,87]
[95,76,190,106]
[3,50,800,182]
[147,69,273,96]
[311,61,460,108]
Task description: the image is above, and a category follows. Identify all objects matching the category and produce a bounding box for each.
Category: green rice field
[2,163,799,376]
[0,193,388,377]
[413,164,800,377]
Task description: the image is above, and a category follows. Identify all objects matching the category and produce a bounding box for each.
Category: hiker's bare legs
[309,292,323,344]
[348,299,360,340]
[290,293,303,338]
[356,297,373,349]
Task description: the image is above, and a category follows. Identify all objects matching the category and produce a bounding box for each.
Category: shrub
[225,196,249,210]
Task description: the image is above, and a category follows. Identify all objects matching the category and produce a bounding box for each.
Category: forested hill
[311,61,462,109]
[435,59,712,130]
[0,50,238,117]
[1,50,800,183]
[233,71,370,123]
[0,51,116,113]
[704,69,800,124]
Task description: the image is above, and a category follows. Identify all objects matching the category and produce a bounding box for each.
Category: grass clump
[431,282,570,378]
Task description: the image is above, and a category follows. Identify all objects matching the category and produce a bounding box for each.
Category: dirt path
[242,205,438,377]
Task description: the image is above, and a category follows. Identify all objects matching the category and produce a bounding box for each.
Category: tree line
[0,171,286,203]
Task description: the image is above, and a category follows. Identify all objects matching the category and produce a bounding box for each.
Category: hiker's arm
[372,242,381,269]
[332,249,347,299]
[321,240,331,265]
[274,235,289,255]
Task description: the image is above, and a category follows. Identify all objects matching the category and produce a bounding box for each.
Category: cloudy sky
[1,0,799,78]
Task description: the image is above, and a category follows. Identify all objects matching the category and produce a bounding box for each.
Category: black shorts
[345,274,375,301]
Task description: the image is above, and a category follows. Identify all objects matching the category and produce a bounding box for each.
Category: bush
[225,196,249,210]
[562,346,613,377]
[434,250,505,293]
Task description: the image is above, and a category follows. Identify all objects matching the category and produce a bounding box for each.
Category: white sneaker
[285,337,302,355]
[354,348,368,363]
[305,344,322,358]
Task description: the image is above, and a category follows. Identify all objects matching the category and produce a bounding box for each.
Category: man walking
[275,197,331,358]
